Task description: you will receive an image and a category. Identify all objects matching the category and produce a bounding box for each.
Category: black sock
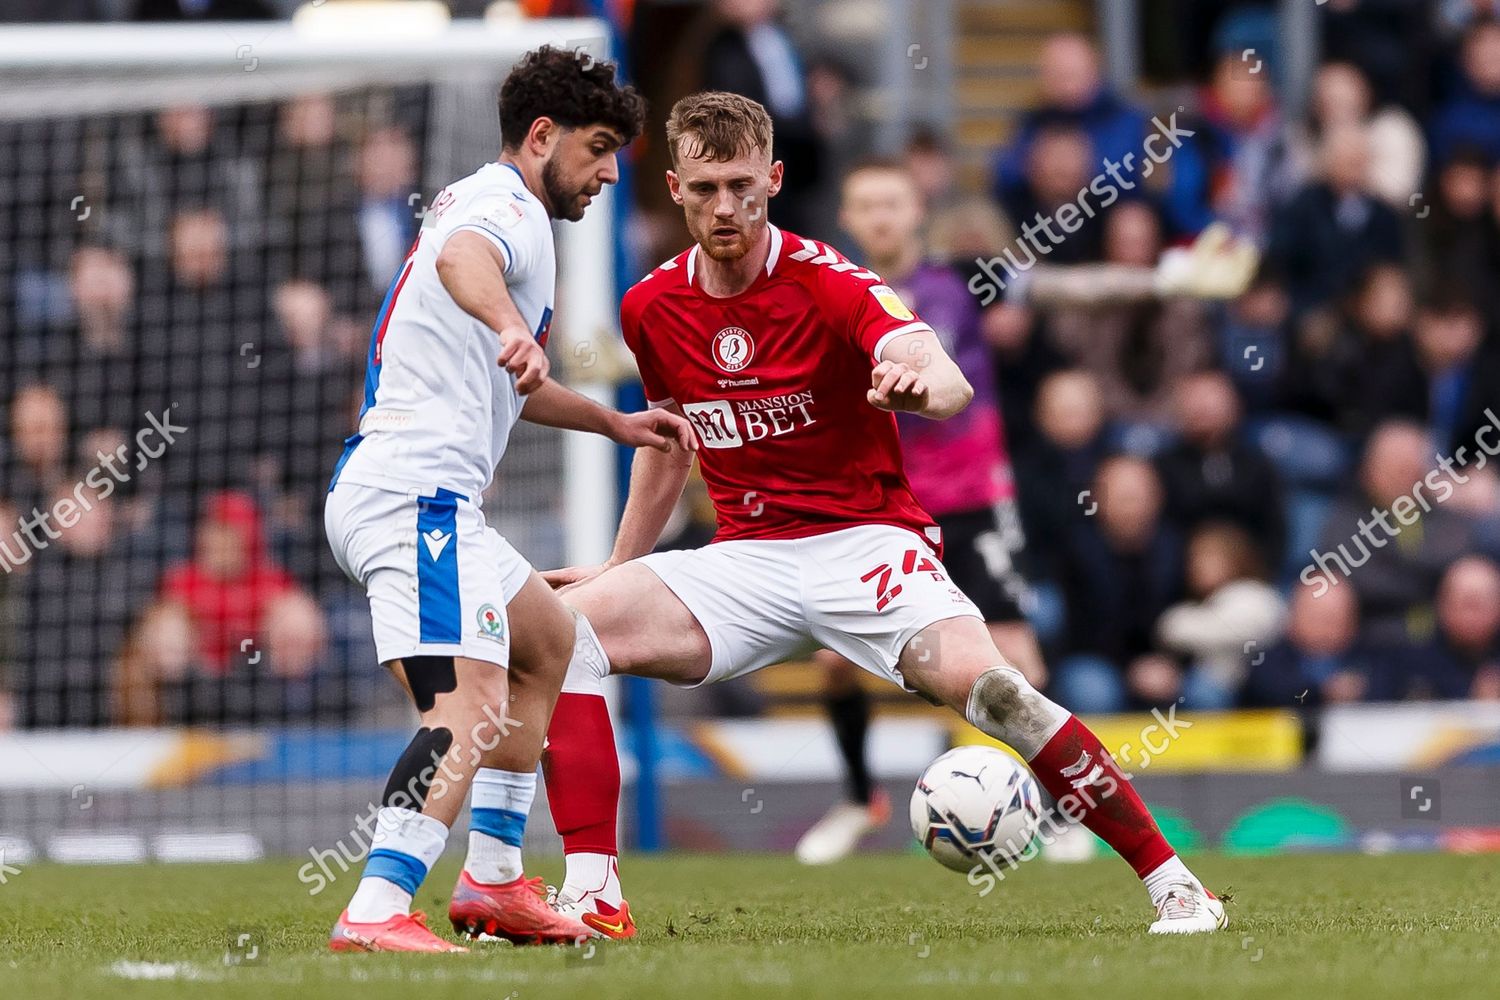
[825,686,873,805]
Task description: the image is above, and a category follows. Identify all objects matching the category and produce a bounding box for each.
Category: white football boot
[546,857,635,940]
[1148,881,1229,935]
[794,790,891,866]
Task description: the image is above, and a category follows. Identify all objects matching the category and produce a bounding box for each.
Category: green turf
[1,851,1496,999]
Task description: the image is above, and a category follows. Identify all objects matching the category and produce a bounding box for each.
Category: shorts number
[860,563,903,612]
[861,548,945,611]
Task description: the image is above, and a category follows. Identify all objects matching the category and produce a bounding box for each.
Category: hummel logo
[1059,750,1093,778]
[1068,765,1106,790]
[1060,750,1105,789]
[422,529,453,561]
[787,237,879,280]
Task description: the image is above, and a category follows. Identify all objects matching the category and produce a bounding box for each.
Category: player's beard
[696,217,756,261]
[542,156,593,222]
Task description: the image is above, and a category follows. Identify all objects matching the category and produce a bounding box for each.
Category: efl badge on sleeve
[870,284,914,321]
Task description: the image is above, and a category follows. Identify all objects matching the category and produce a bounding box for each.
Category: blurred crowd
[0,92,433,727]
[646,0,1500,716]
[5,0,1500,729]
[929,2,1500,715]
[998,4,1500,714]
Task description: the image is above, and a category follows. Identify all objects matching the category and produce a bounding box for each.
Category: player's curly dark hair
[498,45,646,151]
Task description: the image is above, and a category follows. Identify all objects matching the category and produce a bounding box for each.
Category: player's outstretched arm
[610,437,696,559]
[435,230,548,393]
[542,420,695,592]
[868,330,974,420]
[521,378,697,452]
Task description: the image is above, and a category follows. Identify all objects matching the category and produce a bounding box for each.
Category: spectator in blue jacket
[1161,50,1298,243]
[1051,454,1186,712]
[991,33,1147,215]
[1267,124,1406,314]
[1431,19,1500,164]
[1368,556,1500,701]
[1243,577,1374,707]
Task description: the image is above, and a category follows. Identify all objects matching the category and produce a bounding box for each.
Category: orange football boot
[448,872,597,945]
[329,909,467,953]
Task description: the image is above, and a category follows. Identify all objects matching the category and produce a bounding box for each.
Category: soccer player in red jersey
[793,158,1049,867]
[510,92,1224,936]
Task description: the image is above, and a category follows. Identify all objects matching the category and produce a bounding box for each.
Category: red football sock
[543,692,619,856]
[1026,715,1175,879]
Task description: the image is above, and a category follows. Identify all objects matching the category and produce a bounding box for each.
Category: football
[910,745,1043,874]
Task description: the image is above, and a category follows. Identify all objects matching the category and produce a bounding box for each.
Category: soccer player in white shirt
[323,47,694,953]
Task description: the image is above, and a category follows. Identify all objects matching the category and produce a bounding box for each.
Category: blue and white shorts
[325,482,531,667]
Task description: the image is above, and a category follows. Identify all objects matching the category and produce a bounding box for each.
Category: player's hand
[611,409,699,453]
[867,361,930,413]
[542,561,615,593]
[497,327,549,394]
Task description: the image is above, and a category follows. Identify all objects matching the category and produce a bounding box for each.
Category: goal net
[0,16,619,864]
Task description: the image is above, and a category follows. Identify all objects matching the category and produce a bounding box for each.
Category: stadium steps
[951,0,1095,190]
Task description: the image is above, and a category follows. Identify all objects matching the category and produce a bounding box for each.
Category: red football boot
[448,872,597,945]
[329,909,468,953]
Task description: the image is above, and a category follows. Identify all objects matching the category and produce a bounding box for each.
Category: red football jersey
[621,226,942,547]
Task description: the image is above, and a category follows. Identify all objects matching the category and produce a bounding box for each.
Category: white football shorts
[635,523,983,689]
[325,482,531,666]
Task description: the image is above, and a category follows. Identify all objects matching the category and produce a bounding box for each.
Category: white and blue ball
[910,745,1043,874]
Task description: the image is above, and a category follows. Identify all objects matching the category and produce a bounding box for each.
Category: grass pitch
[1,851,1496,999]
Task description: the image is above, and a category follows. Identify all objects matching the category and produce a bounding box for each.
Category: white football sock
[560,610,610,696]
[464,830,523,885]
[562,852,623,907]
[1142,854,1199,910]
[347,807,449,922]
[965,666,1069,760]
[346,877,413,924]
[463,768,536,884]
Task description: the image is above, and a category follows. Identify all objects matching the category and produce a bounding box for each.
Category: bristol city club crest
[711,326,755,373]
